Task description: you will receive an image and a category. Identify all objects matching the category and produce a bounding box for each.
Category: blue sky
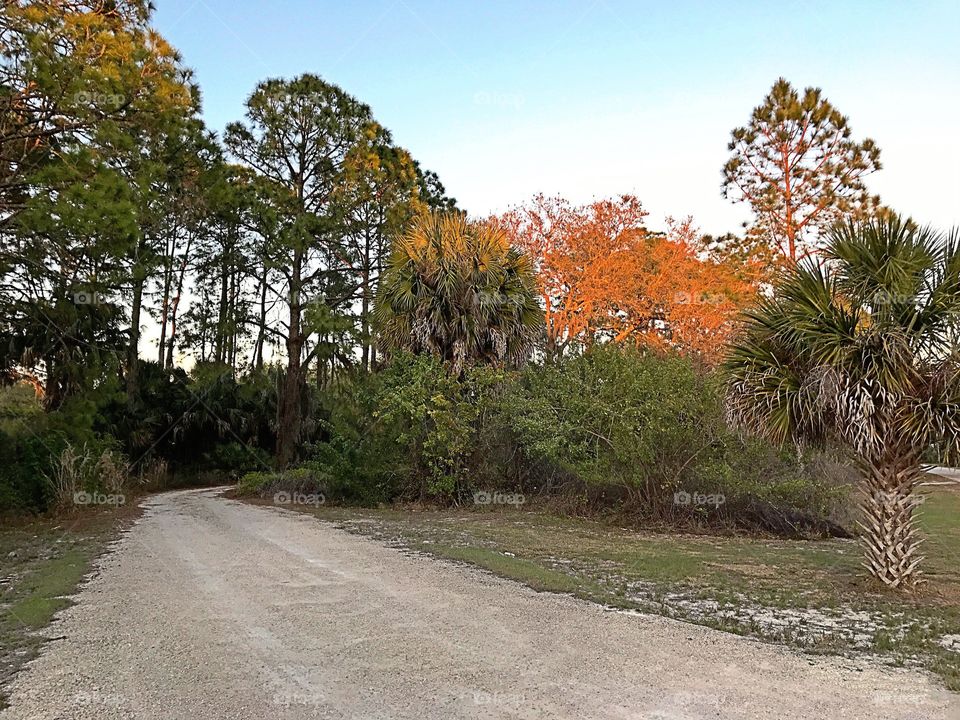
[153,0,960,234]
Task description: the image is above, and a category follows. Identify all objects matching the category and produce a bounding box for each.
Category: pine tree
[722,78,881,261]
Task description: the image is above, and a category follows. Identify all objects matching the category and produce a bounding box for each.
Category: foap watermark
[74,490,125,506]
[72,290,111,306]
[464,690,526,707]
[871,690,928,707]
[273,491,325,507]
[73,690,126,709]
[473,490,525,506]
[673,490,725,508]
[271,664,325,708]
[75,91,126,107]
[473,90,525,109]
[272,689,325,708]
[869,291,917,306]
[674,291,727,305]
[867,490,927,507]
[261,89,333,106]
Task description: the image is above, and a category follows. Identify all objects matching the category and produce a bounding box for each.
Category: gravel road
[2,488,957,719]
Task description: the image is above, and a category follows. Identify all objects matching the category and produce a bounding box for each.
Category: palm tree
[376,211,542,373]
[726,217,960,589]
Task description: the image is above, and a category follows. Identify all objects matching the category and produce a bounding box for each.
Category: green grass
[277,485,960,691]
[433,545,601,596]
[0,507,137,709]
[5,550,91,628]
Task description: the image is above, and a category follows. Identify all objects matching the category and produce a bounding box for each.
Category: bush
[497,346,852,533]
[306,353,502,504]
[282,347,852,535]
[0,384,121,514]
[45,442,131,512]
[236,466,326,503]
[501,348,717,509]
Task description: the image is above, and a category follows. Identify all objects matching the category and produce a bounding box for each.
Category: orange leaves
[499,195,755,364]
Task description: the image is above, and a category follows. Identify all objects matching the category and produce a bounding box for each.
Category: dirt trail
[2,488,956,719]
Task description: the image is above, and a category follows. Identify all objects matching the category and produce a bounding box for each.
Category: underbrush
[282,348,855,537]
[0,361,279,516]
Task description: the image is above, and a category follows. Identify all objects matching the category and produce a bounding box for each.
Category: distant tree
[722,78,881,261]
[224,74,373,467]
[152,124,223,370]
[376,212,542,375]
[499,195,649,357]
[699,230,779,287]
[726,217,960,589]
[122,94,212,407]
[500,196,752,363]
[413,162,457,212]
[335,123,429,372]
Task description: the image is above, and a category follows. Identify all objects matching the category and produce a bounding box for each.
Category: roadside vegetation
[0,506,139,709]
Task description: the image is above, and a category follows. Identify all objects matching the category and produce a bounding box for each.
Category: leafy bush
[236,467,326,503]
[498,346,852,532]
[300,346,852,534]
[0,384,121,514]
[305,353,502,503]
[502,348,717,509]
[374,353,502,499]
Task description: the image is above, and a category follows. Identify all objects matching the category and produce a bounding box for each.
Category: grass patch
[5,550,91,628]
[262,483,960,691]
[435,544,598,596]
[0,506,139,709]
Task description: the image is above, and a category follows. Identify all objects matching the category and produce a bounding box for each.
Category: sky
[152,0,960,236]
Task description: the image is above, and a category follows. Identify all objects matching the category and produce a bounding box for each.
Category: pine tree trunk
[858,455,925,589]
[361,227,371,372]
[276,343,303,468]
[215,257,229,364]
[127,278,144,407]
[253,270,267,371]
[165,233,192,369]
[276,252,303,468]
[157,232,174,365]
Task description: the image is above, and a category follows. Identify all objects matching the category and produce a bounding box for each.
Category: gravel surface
[2,488,957,719]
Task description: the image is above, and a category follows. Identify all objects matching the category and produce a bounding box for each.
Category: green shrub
[501,347,719,506]
[237,467,323,495]
[236,470,276,495]
[0,385,123,514]
[300,346,852,534]
[497,346,852,532]
[308,353,501,503]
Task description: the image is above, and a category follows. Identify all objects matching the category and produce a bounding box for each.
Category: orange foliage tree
[498,195,755,364]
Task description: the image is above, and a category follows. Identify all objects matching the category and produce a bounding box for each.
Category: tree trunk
[253,269,267,371]
[157,232,175,365]
[215,256,229,364]
[165,233,192,369]
[361,226,371,372]
[276,344,303,468]
[858,454,925,589]
[361,271,370,372]
[276,252,303,468]
[127,277,144,406]
[44,355,62,410]
[228,267,238,370]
